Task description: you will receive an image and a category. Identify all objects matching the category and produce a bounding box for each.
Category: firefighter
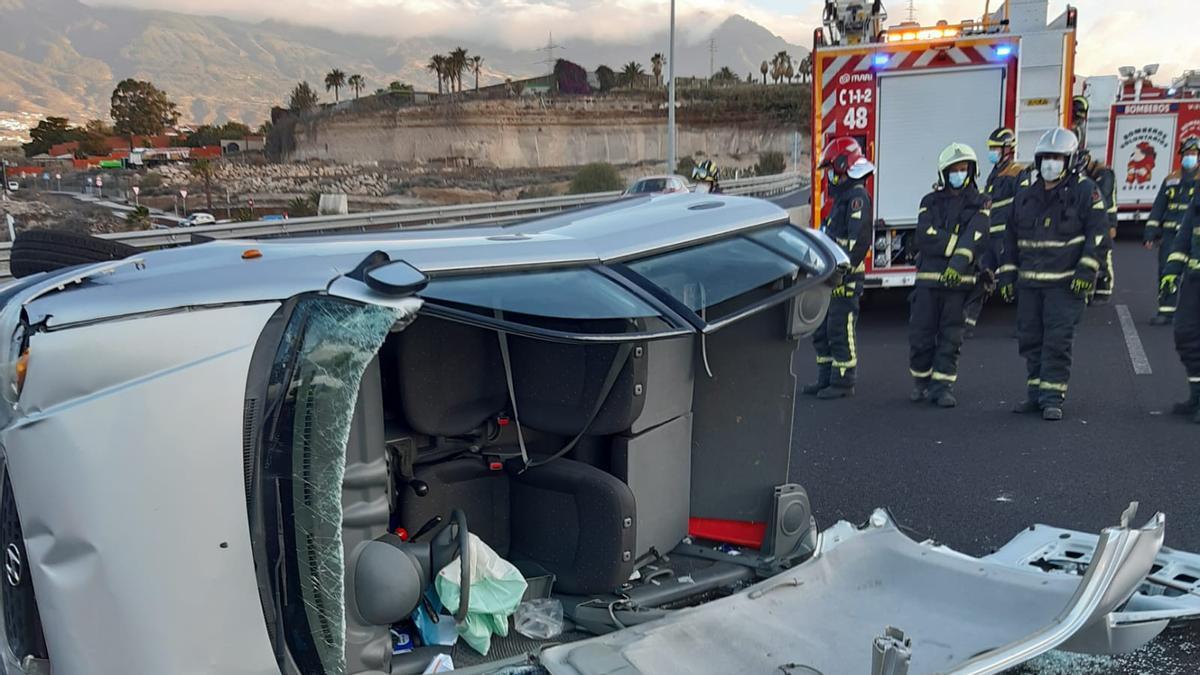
[803,137,873,399]
[909,143,991,407]
[964,127,1029,333]
[1144,137,1200,325]
[997,128,1108,421]
[1075,149,1118,304]
[1161,189,1200,423]
[692,160,722,194]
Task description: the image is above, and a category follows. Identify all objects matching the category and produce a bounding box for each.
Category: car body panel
[539,509,1168,675]
[1,304,281,675]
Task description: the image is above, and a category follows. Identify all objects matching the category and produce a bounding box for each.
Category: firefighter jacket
[999,172,1109,288]
[821,178,873,286]
[986,159,1030,239]
[1088,164,1118,233]
[1165,194,1200,279]
[913,186,991,289]
[1146,169,1199,244]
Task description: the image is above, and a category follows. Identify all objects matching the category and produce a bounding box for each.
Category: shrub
[568,163,624,194]
[676,156,697,178]
[125,205,151,228]
[518,184,560,200]
[755,151,786,176]
[287,195,318,217]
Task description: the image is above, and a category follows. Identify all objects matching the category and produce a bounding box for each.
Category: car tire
[10,230,140,279]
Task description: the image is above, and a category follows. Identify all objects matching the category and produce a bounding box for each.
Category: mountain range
[0,0,809,142]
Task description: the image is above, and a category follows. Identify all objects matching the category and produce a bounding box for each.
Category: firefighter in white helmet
[998,128,1108,421]
[908,143,992,408]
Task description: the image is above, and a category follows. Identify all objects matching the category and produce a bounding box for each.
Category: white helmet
[1034,128,1078,160]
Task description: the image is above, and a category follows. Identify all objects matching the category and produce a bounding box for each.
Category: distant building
[221,136,265,155]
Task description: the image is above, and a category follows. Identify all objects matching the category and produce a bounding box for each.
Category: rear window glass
[628,179,668,193]
[625,228,806,312]
[420,268,661,320]
[747,225,829,276]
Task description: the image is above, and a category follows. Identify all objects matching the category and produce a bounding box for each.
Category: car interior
[248,222,840,675]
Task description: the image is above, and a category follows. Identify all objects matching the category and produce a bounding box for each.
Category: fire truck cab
[811,0,1078,288]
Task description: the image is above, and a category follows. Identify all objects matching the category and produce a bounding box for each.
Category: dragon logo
[1126,142,1157,185]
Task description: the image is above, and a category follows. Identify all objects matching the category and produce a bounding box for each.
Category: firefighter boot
[802,366,831,396]
[1042,406,1064,421]
[1173,382,1200,416]
[816,386,855,400]
[1151,314,1173,327]
[933,390,957,408]
[910,379,929,403]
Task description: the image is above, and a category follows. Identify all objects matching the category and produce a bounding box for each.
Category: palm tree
[785,63,795,83]
[772,51,791,85]
[348,74,365,99]
[798,54,813,84]
[324,69,347,102]
[472,55,484,92]
[651,53,665,88]
[190,159,216,211]
[449,47,469,93]
[760,60,769,85]
[622,61,644,90]
[427,55,447,95]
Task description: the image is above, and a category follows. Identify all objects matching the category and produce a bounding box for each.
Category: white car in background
[622,175,690,196]
[4,182,17,193]
[181,212,216,227]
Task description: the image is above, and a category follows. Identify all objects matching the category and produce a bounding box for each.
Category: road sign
[132,186,140,196]
[55,174,61,180]
[42,173,49,181]
[180,190,188,199]
[248,198,254,207]
[95,176,103,187]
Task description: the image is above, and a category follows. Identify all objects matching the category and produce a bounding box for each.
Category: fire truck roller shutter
[875,66,1007,225]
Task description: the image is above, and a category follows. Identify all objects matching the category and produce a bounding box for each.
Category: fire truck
[811,0,1078,288]
[1091,70,1200,227]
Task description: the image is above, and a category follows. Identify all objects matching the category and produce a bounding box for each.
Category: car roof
[21,193,791,327]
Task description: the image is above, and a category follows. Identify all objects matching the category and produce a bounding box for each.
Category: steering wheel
[448,509,471,622]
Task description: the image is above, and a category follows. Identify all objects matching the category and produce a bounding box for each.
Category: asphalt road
[790,237,1200,673]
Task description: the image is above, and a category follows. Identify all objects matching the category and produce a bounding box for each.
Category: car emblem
[5,543,21,587]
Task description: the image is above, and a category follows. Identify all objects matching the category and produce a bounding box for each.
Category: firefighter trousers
[909,287,967,395]
[963,275,992,329]
[1158,240,1180,316]
[1175,276,1200,385]
[1017,285,1086,407]
[813,292,860,389]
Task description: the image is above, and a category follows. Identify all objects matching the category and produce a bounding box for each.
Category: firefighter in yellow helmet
[964,126,1030,334]
[908,143,992,407]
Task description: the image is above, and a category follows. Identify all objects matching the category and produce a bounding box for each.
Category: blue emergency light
[873,53,890,67]
[996,45,1013,57]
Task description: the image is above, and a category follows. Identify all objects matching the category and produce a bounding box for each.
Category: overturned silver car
[0,193,1193,675]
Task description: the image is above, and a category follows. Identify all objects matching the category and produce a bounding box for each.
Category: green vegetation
[22,117,75,156]
[288,81,320,112]
[348,74,365,99]
[287,194,319,217]
[518,184,560,200]
[125,205,152,228]
[191,159,217,211]
[595,65,617,93]
[184,121,253,147]
[569,163,624,194]
[110,79,180,136]
[621,62,645,90]
[755,151,786,176]
[676,156,697,178]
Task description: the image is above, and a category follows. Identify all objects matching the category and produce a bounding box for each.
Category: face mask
[947,170,969,189]
[988,149,1002,165]
[1184,154,1199,171]
[1040,158,1066,181]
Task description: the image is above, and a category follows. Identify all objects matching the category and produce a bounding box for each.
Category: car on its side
[0,193,1191,675]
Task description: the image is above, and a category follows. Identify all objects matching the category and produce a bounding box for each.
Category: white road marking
[1116,304,1153,375]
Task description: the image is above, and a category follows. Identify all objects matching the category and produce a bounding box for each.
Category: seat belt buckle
[485,455,504,472]
[496,414,511,428]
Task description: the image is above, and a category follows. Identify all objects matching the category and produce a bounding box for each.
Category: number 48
[843,107,868,130]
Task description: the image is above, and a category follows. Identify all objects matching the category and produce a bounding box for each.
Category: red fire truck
[811,0,1078,288]
[1099,70,1200,226]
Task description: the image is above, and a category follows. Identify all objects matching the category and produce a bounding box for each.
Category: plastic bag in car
[514,598,564,640]
[435,533,529,655]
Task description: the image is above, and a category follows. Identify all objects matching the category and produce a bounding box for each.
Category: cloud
[83,0,1196,80]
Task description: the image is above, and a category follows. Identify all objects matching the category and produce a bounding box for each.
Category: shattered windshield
[270,298,406,675]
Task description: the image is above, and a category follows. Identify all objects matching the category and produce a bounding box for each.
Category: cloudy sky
[87,0,1197,79]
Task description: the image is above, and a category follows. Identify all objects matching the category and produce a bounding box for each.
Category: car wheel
[10,230,140,279]
[0,469,48,669]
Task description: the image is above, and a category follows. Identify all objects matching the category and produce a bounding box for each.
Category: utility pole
[906,0,917,23]
[709,39,717,83]
[667,0,677,174]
